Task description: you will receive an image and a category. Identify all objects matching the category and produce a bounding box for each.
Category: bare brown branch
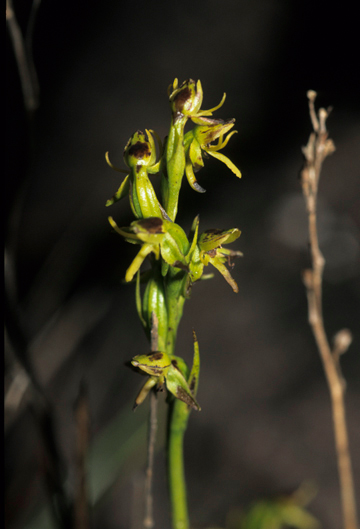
[301,92,358,529]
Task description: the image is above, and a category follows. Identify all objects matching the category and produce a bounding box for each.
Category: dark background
[5,1,360,528]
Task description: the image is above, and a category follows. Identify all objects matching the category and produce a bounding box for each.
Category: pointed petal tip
[193,181,206,193]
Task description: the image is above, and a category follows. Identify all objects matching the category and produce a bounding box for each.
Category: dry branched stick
[301,90,358,529]
[143,313,159,529]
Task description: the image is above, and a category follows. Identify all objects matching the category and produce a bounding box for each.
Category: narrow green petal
[105,151,128,173]
[194,92,226,117]
[194,79,203,112]
[209,258,239,293]
[145,129,157,166]
[125,244,157,283]
[106,173,130,206]
[188,330,200,399]
[108,216,140,242]
[135,270,147,327]
[187,215,200,260]
[165,364,201,410]
[185,161,206,193]
[208,130,238,152]
[133,376,157,410]
[207,150,242,178]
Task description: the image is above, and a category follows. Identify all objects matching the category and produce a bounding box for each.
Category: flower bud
[169,79,202,122]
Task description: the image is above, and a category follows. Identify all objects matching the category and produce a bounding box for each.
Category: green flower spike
[106,129,165,219]
[197,228,243,293]
[131,330,200,411]
[108,216,191,282]
[162,79,227,221]
[184,117,241,193]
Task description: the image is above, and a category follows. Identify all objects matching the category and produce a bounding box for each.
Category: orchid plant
[106,79,242,529]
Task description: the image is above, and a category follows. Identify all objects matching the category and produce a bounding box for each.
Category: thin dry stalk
[301,90,358,529]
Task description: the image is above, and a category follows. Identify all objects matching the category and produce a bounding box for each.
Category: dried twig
[301,90,358,529]
[143,313,160,529]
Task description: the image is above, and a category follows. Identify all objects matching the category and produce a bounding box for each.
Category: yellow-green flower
[131,330,200,411]
[168,78,226,123]
[163,79,228,220]
[105,130,164,219]
[196,228,242,292]
[108,216,190,282]
[184,118,241,192]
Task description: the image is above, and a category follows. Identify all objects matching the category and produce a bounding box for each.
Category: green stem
[168,398,191,529]
[165,270,186,355]
[165,270,191,529]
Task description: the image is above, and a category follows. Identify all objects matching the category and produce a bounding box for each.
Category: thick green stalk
[165,270,191,529]
[167,398,191,529]
[165,270,186,355]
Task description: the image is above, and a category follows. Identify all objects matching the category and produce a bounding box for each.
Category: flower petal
[125,244,158,283]
[194,92,226,118]
[189,138,204,168]
[106,173,130,206]
[206,150,242,178]
[199,228,241,252]
[166,362,201,410]
[207,130,238,152]
[208,257,239,293]
[188,329,200,399]
[185,160,206,193]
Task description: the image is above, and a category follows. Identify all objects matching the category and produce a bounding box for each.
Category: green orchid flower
[183,117,241,193]
[131,330,200,411]
[108,216,192,282]
[192,227,242,293]
[168,78,226,124]
[162,79,227,221]
[106,129,166,219]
